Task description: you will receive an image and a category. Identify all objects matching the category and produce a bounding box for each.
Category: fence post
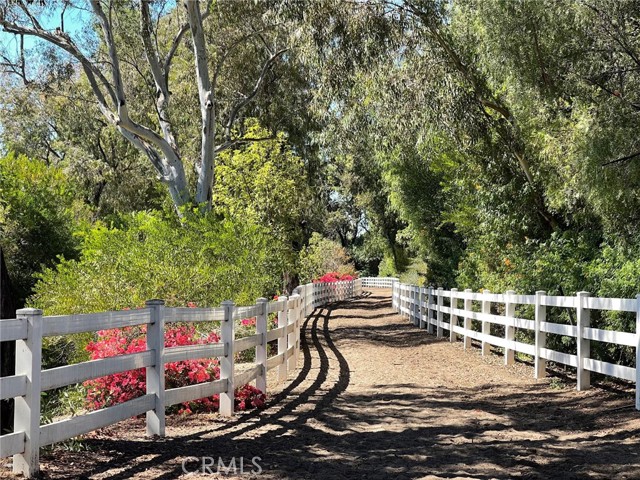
[301,284,307,317]
[427,287,434,335]
[504,290,516,366]
[411,286,417,326]
[278,296,288,382]
[296,296,302,368]
[415,286,422,327]
[437,287,444,338]
[220,300,235,416]
[404,285,408,318]
[256,297,268,394]
[463,289,472,350]
[313,283,318,310]
[12,308,42,478]
[576,291,591,391]
[391,281,396,310]
[636,294,640,410]
[394,280,399,311]
[145,299,165,436]
[288,298,296,371]
[393,283,397,311]
[481,290,491,356]
[409,286,414,324]
[450,288,458,342]
[419,287,427,329]
[534,291,547,379]
[405,284,409,318]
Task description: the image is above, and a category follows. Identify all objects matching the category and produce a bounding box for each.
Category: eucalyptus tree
[0,78,163,216]
[0,0,292,212]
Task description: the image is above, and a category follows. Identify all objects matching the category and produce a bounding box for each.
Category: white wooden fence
[392,282,640,411]
[361,276,398,288]
[0,278,363,477]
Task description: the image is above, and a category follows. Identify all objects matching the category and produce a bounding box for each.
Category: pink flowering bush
[236,311,279,362]
[235,384,266,410]
[84,320,266,414]
[314,271,356,283]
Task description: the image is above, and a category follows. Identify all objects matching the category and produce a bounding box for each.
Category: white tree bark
[184,0,217,209]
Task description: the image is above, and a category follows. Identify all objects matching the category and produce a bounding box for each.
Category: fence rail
[391,282,640,410]
[361,276,398,288]
[0,278,365,478]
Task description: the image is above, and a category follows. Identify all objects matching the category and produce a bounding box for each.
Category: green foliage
[398,258,427,287]
[30,211,284,315]
[0,153,86,304]
[378,254,398,278]
[298,233,356,283]
[213,120,313,269]
[350,231,387,276]
[0,75,165,219]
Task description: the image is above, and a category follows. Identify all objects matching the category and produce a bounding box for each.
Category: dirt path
[3,289,640,479]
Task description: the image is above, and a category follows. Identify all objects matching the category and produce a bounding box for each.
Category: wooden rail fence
[392,282,640,411]
[360,276,399,288]
[0,279,364,477]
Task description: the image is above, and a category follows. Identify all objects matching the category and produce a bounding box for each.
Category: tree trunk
[0,248,17,435]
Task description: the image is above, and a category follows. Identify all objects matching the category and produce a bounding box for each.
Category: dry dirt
[2,289,640,479]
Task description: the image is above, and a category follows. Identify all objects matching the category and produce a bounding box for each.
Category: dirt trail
[3,289,640,479]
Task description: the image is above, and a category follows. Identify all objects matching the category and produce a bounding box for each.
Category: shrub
[0,153,86,304]
[84,322,265,414]
[313,271,356,283]
[299,233,356,283]
[235,309,279,363]
[30,211,285,316]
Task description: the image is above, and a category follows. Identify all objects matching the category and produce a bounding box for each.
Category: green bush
[298,233,356,283]
[30,211,285,316]
[0,153,86,304]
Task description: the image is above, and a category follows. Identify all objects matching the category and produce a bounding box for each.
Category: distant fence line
[391,282,640,411]
[0,278,367,478]
[361,277,399,288]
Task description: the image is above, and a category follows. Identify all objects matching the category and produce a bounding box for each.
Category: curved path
[21,290,640,479]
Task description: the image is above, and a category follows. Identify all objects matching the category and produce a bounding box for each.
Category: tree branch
[89,0,126,111]
[164,2,212,85]
[213,134,277,154]
[223,48,287,141]
[140,0,179,152]
[0,20,117,115]
[602,150,640,167]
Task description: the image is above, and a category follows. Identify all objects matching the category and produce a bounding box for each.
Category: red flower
[84,318,266,415]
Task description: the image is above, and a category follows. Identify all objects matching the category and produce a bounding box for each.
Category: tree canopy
[3,0,640,306]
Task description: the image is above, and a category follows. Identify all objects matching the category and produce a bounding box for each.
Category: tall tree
[0,0,289,212]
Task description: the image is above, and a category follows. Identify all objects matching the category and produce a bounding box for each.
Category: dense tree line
[2,0,640,307]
